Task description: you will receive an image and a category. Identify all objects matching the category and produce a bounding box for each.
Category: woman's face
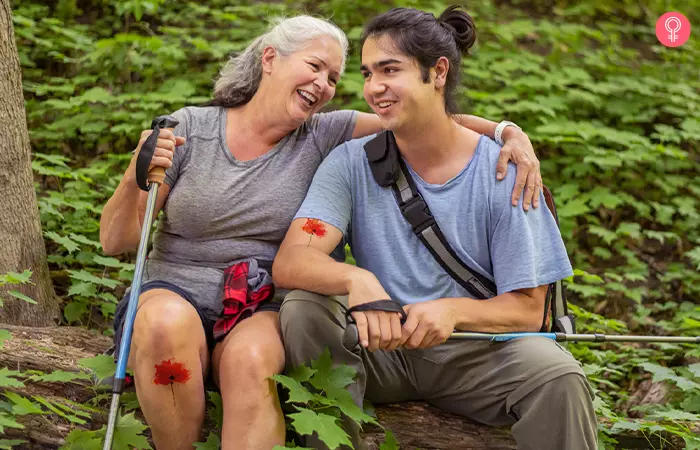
[265,36,344,125]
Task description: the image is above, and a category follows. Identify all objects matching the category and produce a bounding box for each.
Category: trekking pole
[449,332,700,344]
[103,116,179,450]
[343,325,700,349]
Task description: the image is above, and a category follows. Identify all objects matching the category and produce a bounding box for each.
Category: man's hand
[495,128,542,211]
[347,273,403,352]
[400,299,457,349]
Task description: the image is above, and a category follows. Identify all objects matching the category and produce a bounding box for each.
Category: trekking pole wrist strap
[135,115,180,191]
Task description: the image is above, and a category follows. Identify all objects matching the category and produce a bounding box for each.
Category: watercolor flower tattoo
[154,359,191,405]
[302,218,327,245]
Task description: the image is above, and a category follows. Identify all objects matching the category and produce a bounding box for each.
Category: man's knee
[280,290,344,338]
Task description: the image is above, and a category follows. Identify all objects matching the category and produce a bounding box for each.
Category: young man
[273,6,597,450]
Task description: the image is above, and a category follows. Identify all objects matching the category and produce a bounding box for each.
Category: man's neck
[394,111,480,185]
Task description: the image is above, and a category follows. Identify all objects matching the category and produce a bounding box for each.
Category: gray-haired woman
[100,15,540,450]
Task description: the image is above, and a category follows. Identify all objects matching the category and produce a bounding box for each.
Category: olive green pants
[280,290,597,450]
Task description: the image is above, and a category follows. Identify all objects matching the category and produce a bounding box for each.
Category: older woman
[99,15,539,450]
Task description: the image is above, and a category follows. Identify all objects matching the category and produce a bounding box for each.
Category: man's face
[361,35,438,132]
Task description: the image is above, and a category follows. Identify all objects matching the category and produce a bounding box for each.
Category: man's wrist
[343,266,377,293]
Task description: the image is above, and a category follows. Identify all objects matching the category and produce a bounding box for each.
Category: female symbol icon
[665,16,682,42]
[656,12,691,47]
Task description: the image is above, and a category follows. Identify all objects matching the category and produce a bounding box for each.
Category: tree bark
[2,325,693,450]
[0,0,58,326]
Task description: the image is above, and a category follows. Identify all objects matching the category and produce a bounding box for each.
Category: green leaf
[288,364,317,383]
[272,374,317,404]
[78,354,116,382]
[64,301,88,323]
[207,391,223,430]
[8,290,37,304]
[67,282,98,298]
[44,231,80,253]
[193,432,220,450]
[0,412,24,434]
[67,270,119,288]
[288,409,352,450]
[327,388,378,426]
[610,419,643,433]
[112,412,152,450]
[94,255,124,268]
[0,368,25,388]
[648,409,700,421]
[5,392,43,415]
[32,397,87,425]
[69,233,101,248]
[0,440,27,450]
[688,363,700,379]
[0,329,10,349]
[309,349,357,396]
[62,428,102,449]
[31,370,91,383]
[0,270,33,286]
[379,430,399,450]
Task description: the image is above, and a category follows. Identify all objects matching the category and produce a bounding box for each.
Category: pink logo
[656,12,691,47]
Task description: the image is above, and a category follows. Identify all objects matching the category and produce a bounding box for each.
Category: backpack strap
[364,131,496,301]
[542,187,576,334]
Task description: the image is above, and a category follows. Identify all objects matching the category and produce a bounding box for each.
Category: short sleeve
[490,167,574,294]
[294,143,353,236]
[164,107,192,187]
[307,110,358,159]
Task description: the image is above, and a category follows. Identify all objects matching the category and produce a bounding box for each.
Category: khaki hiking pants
[280,290,598,450]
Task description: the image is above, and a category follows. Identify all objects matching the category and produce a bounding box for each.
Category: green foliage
[62,411,152,450]
[274,349,380,449]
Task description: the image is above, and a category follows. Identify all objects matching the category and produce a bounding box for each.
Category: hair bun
[438,5,476,53]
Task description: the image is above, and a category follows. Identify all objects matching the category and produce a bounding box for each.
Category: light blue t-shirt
[294,134,573,305]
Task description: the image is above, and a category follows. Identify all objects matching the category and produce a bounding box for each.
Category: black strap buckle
[400,194,435,234]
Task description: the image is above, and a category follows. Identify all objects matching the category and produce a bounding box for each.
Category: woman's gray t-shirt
[135,106,357,318]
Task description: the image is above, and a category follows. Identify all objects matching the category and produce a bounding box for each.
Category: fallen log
[0,324,694,449]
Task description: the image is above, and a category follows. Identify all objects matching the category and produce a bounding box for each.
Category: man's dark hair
[361,5,476,114]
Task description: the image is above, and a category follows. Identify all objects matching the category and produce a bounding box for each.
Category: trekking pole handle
[135,116,179,191]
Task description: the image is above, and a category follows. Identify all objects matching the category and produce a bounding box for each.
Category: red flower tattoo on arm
[302,218,327,245]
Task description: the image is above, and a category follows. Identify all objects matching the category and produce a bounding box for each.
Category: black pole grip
[135,115,180,191]
[342,299,407,350]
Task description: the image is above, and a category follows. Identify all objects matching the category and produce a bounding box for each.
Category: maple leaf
[272,374,317,404]
[0,368,24,388]
[288,409,352,450]
[301,219,327,237]
[64,412,153,450]
[194,432,220,450]
[379,430,399,450]
[153,359,191,385]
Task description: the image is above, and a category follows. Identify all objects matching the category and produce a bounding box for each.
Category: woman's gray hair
[212,16,348,108]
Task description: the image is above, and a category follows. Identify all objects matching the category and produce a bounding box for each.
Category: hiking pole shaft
[103,182,160,450]
[449,332,700,344]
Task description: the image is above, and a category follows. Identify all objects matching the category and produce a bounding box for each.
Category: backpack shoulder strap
[364,131,496,300]
[542,186,576,334]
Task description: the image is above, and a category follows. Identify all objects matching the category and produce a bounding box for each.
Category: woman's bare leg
[212,311,286,450]
[128,289,209,449]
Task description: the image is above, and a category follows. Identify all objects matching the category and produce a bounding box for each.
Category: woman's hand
[495,129,542,211]
[130,128,186,177]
